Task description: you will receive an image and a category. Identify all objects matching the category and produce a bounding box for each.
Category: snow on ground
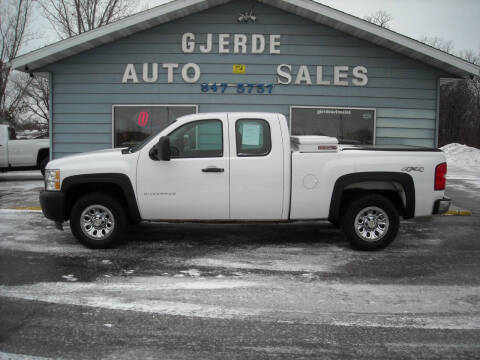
[1,276,479,329]
[188,245,353,273]
[441,143,480,178]
[0,171,43,191]
[0,351,52,360]
[0,180,42,192]
[0,210,88,254]
[0,171,43,209]
[441,143,480,196]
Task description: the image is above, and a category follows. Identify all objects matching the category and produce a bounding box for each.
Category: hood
[47,148,125,171]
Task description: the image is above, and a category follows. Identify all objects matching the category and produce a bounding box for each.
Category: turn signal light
[45,169,61,191]
[434,162,447,190]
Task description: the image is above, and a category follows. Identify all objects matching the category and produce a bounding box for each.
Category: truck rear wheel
[342,194,399,251]
[70,193,126,249]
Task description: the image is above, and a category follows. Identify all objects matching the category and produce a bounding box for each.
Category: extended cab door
[228,113,285,220]
[136,115,230,220]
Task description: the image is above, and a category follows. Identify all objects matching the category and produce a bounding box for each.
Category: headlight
[45,169,61,191]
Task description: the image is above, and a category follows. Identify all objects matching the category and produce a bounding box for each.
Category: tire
[342,194,399,251]
[40,157,49,177]
[70,192,127,249]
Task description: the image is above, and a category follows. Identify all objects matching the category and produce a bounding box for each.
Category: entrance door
[228,113,285,220]
[137,116,230,220]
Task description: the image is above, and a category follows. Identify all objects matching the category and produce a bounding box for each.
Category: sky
[318,0,480,52]
[26,0,480,55]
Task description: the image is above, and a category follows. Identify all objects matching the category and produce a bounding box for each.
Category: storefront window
[113,105,197,148]
[290,106,375,144]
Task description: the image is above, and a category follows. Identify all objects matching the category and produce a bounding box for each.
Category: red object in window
[434,162,447,190]
[138,112,149,127]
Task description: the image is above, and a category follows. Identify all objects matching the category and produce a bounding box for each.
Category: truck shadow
[125,220,347,248]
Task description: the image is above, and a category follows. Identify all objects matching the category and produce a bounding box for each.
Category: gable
[43,0,450,83]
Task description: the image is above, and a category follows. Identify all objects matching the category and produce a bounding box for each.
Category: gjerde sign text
[121,33,368,87]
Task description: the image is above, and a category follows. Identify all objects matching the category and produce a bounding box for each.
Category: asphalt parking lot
[0,170,479,359]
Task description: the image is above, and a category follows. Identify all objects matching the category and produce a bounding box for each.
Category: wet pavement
[0,171,43,209]
[0,171,479,359]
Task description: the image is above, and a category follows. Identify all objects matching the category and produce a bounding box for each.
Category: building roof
[11,0,480,78]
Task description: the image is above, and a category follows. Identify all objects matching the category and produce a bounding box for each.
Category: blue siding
[41,0,449,158]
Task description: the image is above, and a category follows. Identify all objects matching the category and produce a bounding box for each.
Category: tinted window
[113,105,197,148]
[168,120,223,158]
[235,119,271,156]
[291,107,375,145]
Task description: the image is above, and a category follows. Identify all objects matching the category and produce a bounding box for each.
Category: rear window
[235,119,271,157]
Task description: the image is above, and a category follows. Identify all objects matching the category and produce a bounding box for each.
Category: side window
[235,119,271,157]
[168,120,223,158]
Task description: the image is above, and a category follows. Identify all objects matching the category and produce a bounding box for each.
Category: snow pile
[440,143,480,170]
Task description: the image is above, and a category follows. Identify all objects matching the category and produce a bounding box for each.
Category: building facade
[12,0,480,159]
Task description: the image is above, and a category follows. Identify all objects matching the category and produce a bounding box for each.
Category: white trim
[111,104,198,147]
[289,105,377,145]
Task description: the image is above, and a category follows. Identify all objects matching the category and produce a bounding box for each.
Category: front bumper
[39,190,66,222]
[432,197,451,215]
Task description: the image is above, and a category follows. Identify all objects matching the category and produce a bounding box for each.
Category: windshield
[127,130,162,153]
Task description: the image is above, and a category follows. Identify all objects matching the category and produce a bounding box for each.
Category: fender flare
[62,173,141,222]
[328,172,415,223]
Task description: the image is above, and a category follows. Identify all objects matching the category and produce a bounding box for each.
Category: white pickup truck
[0,125,50,175]
[40,112,450,250]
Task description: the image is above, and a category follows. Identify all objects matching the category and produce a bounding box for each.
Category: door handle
[202,167,224,173]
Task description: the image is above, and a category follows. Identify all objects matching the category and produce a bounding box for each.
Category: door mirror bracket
[149,136,171,161]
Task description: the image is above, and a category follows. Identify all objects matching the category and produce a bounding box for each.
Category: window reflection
[113,105,197,148]
[168,120,223,158]
[291,107,375,145]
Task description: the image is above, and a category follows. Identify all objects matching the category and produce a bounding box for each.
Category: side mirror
[149,136,171,161]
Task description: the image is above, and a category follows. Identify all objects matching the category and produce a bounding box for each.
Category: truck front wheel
[70,193,127,249]
[342,194,399,251]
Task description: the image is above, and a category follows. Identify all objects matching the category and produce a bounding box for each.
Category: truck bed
[340,144,442,152]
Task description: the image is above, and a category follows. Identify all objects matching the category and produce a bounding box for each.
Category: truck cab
[138,112,288,221]
[40,112,450,250]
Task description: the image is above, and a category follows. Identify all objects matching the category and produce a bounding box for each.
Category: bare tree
[437,47,480,148]
[8,72,48,133]
[17,73,49,125]
[40,0,136,39]
[419,36,455,54]
[458,49,480,65]
[419,35,480,147]
[0,0,33,125]
[364,10,392,28]
[459,49,480,111]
